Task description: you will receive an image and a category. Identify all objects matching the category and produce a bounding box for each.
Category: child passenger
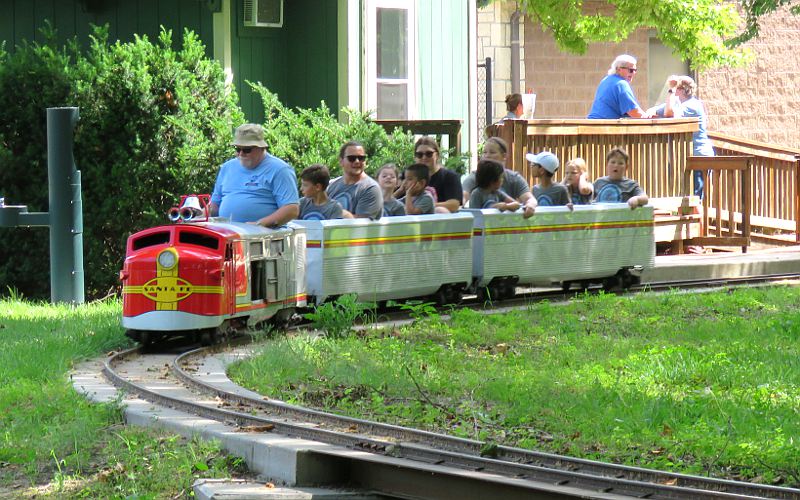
[376,163,405,216]
[593,147,649,209]
[562,157,594,205]
[468,159,521,212]
[298,164,344,220]
[526,151,571,207]
[399,163,435,215]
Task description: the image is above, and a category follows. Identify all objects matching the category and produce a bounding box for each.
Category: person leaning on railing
[587,54,654,119]
[647,75,714,198]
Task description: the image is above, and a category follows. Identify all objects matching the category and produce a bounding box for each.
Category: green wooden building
[1,0,475,152]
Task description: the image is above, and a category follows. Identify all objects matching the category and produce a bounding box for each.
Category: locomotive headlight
[157,250,177,269]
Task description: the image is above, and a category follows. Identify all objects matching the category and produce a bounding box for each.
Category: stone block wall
[477,1,525,123]
[523,21,650,118]
[699,7,800,149]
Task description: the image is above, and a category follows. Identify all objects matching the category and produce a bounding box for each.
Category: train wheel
[477,286,491,304]
[199,329,216,346]
[446,287,463,305]
[602,276,622,292]
[502,281,517,300]
[139,331,152,350]
[562,281,572,292]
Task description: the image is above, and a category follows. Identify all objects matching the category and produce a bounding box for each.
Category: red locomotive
[121,195,306,345]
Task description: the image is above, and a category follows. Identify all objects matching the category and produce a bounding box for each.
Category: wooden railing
[487,119,800,244]
[708,132,800,242]
[687,156,752,252]
[487,118,699,198]
[375,119,462,153]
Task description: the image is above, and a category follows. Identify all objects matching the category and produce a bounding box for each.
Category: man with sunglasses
[209,124,299,226]
[587,54,653,119]
[326,141,383,219]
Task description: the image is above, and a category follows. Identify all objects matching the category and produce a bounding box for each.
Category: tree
[514,0,797,68]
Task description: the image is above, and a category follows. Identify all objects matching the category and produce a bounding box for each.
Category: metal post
[47,107,84,304]
[485,57,493,124]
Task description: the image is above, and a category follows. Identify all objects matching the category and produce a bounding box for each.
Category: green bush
[0,26,244,299]
[251,82,467,177]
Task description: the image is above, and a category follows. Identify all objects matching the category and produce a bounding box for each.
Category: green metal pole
[47,107,84,304]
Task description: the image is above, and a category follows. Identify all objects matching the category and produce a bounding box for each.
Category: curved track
[103,338,800,499]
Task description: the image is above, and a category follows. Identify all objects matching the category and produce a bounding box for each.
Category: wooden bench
[651,196,702,254]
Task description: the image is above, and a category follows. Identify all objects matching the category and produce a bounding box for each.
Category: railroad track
[103,335,800,499]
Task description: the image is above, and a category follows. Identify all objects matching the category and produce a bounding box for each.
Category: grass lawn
[230,286,800,487]
[0,297,249,498]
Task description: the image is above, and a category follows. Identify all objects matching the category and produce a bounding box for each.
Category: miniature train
[121,196,655,344]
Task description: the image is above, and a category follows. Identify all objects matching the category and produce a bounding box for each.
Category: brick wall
[523,21,650,118]
[699,7,800,149]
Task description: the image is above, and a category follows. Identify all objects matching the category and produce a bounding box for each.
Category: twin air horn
[168,194,211,223]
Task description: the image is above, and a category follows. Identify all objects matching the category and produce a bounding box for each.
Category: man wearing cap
[527,151,571,207]
[210,124,299,226]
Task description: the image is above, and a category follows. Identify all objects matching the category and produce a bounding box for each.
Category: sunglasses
[414,151,436,159]
[346,155,367,163]
[235,146,254,154]
[621,67,637,73]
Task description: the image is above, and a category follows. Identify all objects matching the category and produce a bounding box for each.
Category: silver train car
[122,203,655,340]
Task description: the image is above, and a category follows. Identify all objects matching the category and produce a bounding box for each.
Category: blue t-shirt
[587,74,641,119]
[655,97,714,157]
[211,154,299,223]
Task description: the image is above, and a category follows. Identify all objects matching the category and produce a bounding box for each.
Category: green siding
[231,0,339,123]
[416,0,470,152]
[0,0,214,55]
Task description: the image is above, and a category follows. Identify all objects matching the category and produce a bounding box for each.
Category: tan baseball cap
[232,124,268,147]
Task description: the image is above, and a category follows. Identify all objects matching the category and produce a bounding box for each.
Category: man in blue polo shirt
[587,54,653,119]
[210,124,299,226]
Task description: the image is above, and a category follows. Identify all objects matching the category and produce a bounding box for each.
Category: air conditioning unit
[243,0,283,28]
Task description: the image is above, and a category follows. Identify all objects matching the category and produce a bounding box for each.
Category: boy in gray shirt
[399,163,435,215]
[298,164,344,220]
[526,151,571,207]
[593,147,649,209]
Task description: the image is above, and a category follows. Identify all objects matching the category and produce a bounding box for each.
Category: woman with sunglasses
[587,54,652,119]
[410,136,462,213]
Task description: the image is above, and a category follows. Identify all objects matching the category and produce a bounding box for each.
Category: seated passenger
[593,147,649,209]
[327,141,383,219]
[399,163,435,215]
[463,137,536,217]
[562,157,594,205]
[468,159,521,212]
[526,151,571,207]
[413,136,462,213]
[376,163,405,216]
[298,164,343,220]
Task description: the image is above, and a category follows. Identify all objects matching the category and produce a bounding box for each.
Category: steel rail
[168,346,799,500]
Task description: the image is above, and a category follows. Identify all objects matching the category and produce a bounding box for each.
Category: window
[132,232,170,250]
[648,33,690,108]
[366,0,416,119]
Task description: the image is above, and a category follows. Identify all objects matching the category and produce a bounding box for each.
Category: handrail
[487,118,699,198]
[375,119,462,153]
[687,156,752,252]
[709,132,800,242]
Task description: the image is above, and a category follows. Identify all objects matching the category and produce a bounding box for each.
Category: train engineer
[593,147,649,209]
[327,141,384,219]
[210,123,299,226]
[298,164,344,220]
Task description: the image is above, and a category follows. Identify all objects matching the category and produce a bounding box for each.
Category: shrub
[0,26,244,299]
[251,81,453,177]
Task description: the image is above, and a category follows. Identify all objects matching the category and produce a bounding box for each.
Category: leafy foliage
[517,0,753,69]
[0,26,244,298]
[250,82,466,177]
[304,294,374,339]
[728,0,800,46]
